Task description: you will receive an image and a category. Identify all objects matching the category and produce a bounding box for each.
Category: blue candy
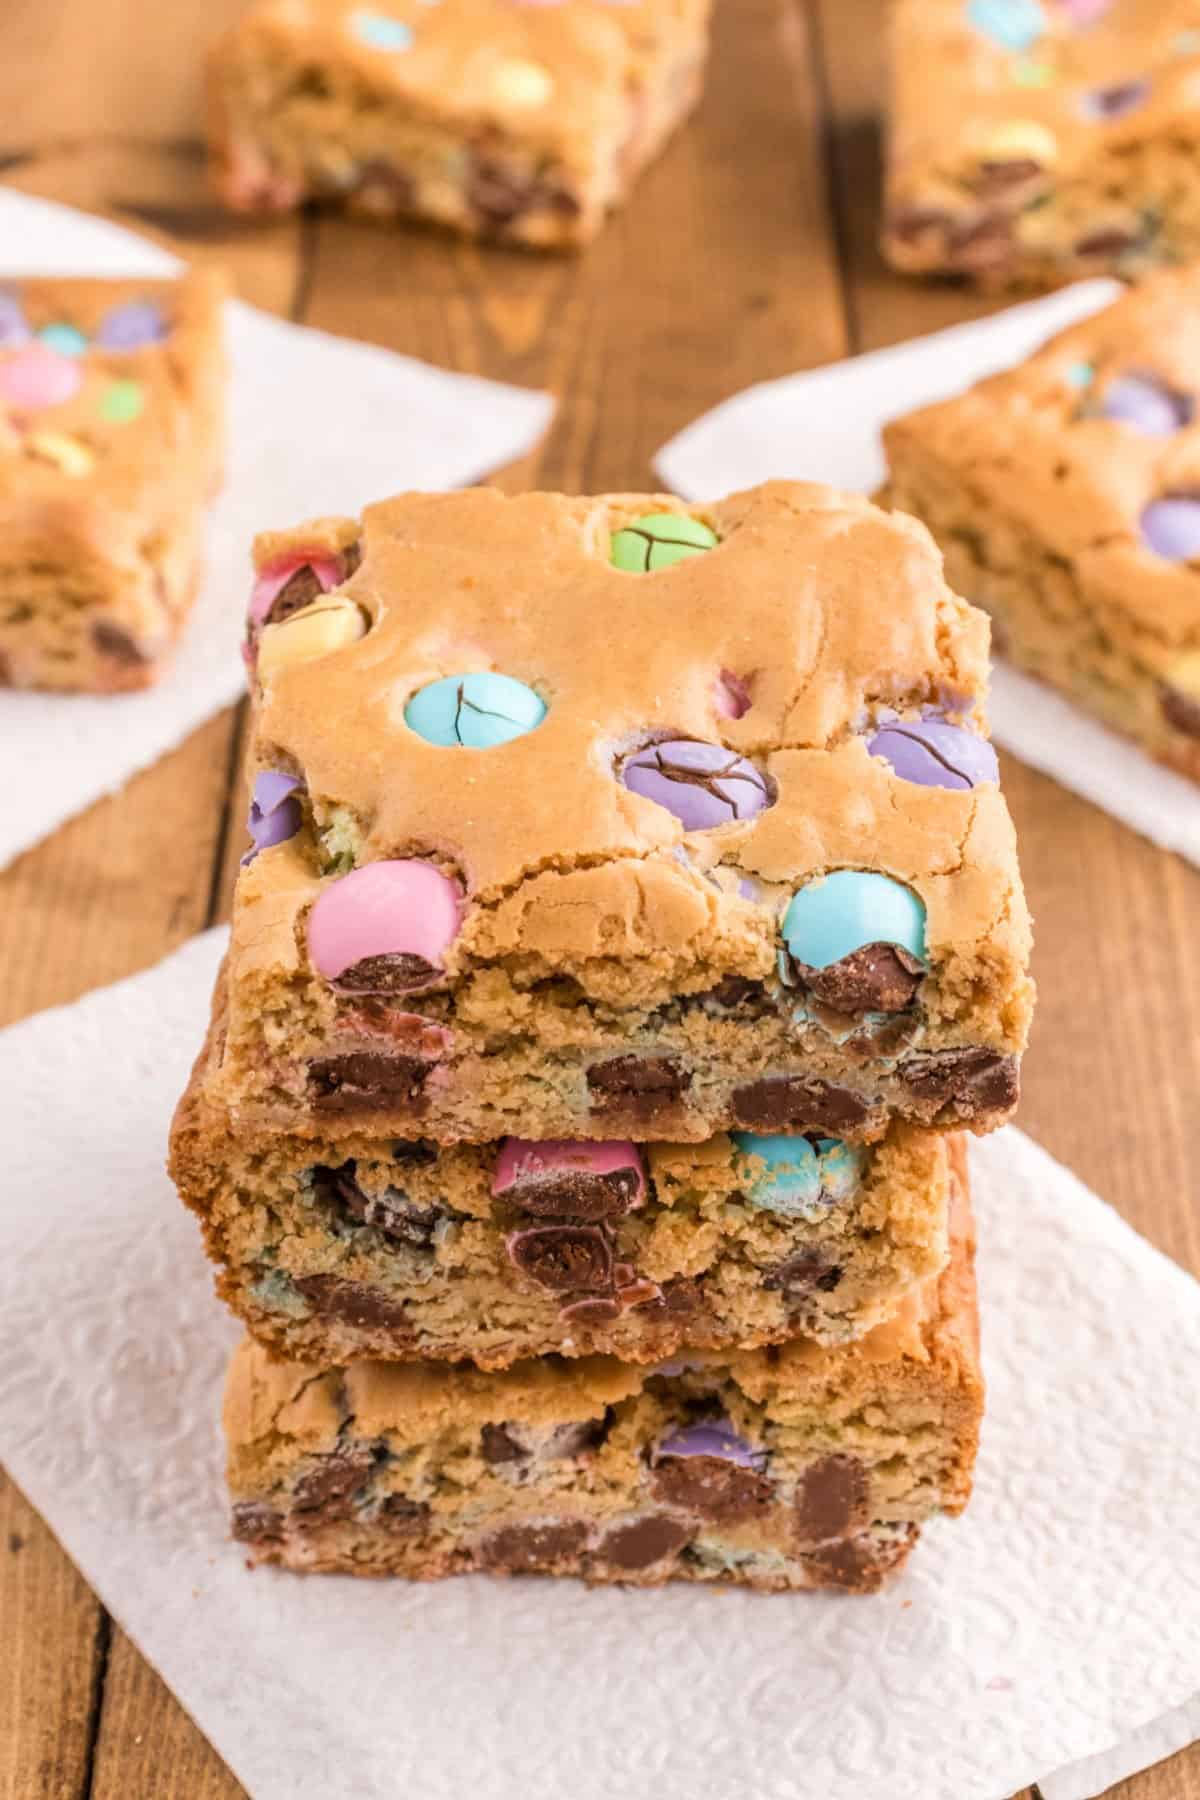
[350,9,414,50]
[732,1133,864,1217]
[39,323,88,357]
[966,0,1046,52]
[782,870,926,969]
[404,671,546,748]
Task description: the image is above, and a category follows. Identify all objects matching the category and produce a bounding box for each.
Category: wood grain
[0,0,1196,1795]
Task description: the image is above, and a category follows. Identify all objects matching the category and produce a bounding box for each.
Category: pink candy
[492,1139,646,1203]
[0,344,83,412]
[308,859,462,986]
[713,669,752,719]
[247,552,344,631]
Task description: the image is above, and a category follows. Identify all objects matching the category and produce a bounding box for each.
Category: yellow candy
[974,119,1059,167]
[491,57,554,108]
[25,429,94,478]
[257,596,366,680]
[1166,648,1200,701]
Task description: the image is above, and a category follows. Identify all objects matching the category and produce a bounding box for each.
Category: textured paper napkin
[1,932,1197,1800]
[0,187,553,869]
[654,283,1200,869]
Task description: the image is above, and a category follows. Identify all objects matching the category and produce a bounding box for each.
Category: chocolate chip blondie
[207,0,711,249]
[171,972,953,1367]
[224,1145,981,1592]
[883,266,1200,780]
[0,272,226,692]
[885,0,1200,287]
[210,483,1033,1145]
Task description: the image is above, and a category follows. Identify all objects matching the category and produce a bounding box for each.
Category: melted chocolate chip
[478,1520,589,1573]
[804,1525,917,1593]
[1162,683,1200,738]
[292,1445,376,1522]
[308,1053,430,1113]
[793,944,924,1014]
[392,1139,438,1166]
[587,1057,691,1122]
[703,975,772,1012]
[598,1515,692,1571]
[559,1295,622,1323]
[469,160,536,227]
[764,1253,842,1297]
[231,1501,284,1544]
[656,1276,704,1316]
[506,1165,643,1223]
[330,952,440,994]
[794,1455,870,1543]
[732,1075,870,1134]
[313,1161,442,1247]
[974,157,1043,192]
[481,1424,527,1466]
[92,620,149,665]
[507,1225,614,1294]
[901,1048,1019,1116]
[265,565,325,628]
[292,1274,412,1331]
[651,1456,775,1524]
[376,1494,429,1534]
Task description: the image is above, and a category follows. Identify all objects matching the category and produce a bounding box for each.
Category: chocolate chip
[1162,683,1200,738]
[292,1274,412,1330]
[764,1252,842,1296]
[901,1048,1019,1117]
[231,1501,284,1544]
[330,952,440,994]
[341,539,363,578]
[559,1295,622,1323]
[477,1520,589,1573]
[795,1454,870,1543]
[308,1052,430,1112]
[587,1057,691,1122]
[974,157,1043,192]
[481,1424,527,1466]
[656,1276,703,1316]
[804,1525,917,1593]
[598,1515,692,1571]
[469,159,537,228]
[651,1456,775,1524]
[732,1075,870,1134]
[265,565,324,628]
[376,1494,429,1534]
[1074,226,1144,258]
[292,1444,376,1522]
[703,975,771,1012]
[92,620,149,665]
[506,1165,644,1223]
[392,1138,438,1166]
[313,1161,442,1247]
[792,943,924,1014]
[507,1225,613,1294]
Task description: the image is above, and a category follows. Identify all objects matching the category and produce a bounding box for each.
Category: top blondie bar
[885,0,1200,287]
[208,0,712,248]
[210,482,1033,1145]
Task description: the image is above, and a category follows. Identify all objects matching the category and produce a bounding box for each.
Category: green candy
[610,512,719,572]
[100,379,145,424]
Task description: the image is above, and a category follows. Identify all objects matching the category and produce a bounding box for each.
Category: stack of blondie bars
[170,480,1033,1593]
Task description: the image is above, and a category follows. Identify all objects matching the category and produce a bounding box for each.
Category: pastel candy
[868,716,999,789]
[966,0,1046,52]
[492,1139,646,1218]
[1140,496,1200,562]
[816,1137,866,1204]
[782,870,927,969]
[350,8,414,50]
[610,513,719,572]
[1065,360,1095,389]
[1083,79,1150,121]
[1099,374,1192,436]
[256,596,365,680]
[732,1132,865,1218]
[242,771,304,866]
[620,738,772,829]
[1061,0,1112,20]
[99,379,145,424]
[308,858,462,991]
[713,669,752,719]
[405,672,547,748]
[96,300,168,349]
[0,344,83,411]
[38,323,88,358]
[247,551,344,632]
[655,1420,766,1470]
[0,290,30,347]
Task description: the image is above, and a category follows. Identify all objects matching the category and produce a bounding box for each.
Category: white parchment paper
[1,931,1197,1800]
[0,187,553,869]
[654,283,1200,868]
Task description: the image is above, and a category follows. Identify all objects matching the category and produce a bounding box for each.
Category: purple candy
[1140,495,1200,562]
[620,738,772,831]
[868,716,999,790]
[96,300,168,350]
[1082,78,1150,120]
[0,289,29,348]
[655,1420,767,1470]
[1099,374,1193,436]
[242,771,303,866]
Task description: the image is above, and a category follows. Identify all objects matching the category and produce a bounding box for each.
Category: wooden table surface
[2,2,1197,1795]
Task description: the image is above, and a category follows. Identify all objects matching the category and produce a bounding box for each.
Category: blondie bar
[885,0,1200,287]
[171,975,953,1366]
[208,0,711,249]
[884,265,1200,780]
[210,483,1032,1145]
[0,272,225,691]
[224,1145,980,1592]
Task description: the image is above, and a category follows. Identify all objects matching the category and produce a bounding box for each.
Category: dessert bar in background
[208,0,712,249]
[0,271,225,692]
[883,265,1200,781]
[223,1147,981,1593]
[171,979,952,1366]
[885,0,1200,288]
[210,482,1033,1146]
